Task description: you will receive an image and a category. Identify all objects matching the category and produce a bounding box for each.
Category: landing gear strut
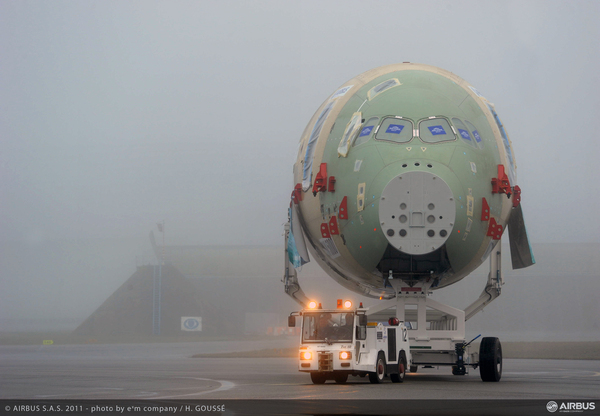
[452,334,481,376]
[452,342,467,376]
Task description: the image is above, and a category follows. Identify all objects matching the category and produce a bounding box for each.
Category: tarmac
[1,339,599,416]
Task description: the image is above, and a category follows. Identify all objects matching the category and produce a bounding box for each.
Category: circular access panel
[379,171,456,255]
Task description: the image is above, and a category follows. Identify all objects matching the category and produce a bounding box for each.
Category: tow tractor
[284,223,504,383]
[288,300,411,384]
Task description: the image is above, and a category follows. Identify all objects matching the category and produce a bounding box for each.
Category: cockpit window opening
[353,116,379,147]
[418,117,456,144]
[464,120,484,149]
[374,116,413,144]
[452,118,477,149]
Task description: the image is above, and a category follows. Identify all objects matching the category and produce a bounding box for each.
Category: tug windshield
[302,312,354,343]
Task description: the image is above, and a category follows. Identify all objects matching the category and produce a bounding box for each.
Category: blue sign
[428,126,446,135]
[386,124,404,134]
[183,318,200,330]
[359,126,374,137]
[472,130,482,142]
[458,129,471,140]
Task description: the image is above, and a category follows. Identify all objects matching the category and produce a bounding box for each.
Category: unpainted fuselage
[292,63,519,299]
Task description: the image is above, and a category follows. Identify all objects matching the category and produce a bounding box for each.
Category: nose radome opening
[379,171,456,255]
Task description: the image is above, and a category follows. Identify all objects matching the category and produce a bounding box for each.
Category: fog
[1,1,599,339]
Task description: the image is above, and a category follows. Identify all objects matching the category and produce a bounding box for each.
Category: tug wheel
[310,372,327,384]
[369,352,386,384]
[390,352,406,383]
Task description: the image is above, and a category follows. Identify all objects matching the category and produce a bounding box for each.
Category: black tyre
[368,353,386,384]
[479,337,502,382]
[310,372,327,384]
[334,373,348,384]
[390,352,407,383]
[452,365,466,376]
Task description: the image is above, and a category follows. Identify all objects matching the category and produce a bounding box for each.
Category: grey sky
[1,0,599,247]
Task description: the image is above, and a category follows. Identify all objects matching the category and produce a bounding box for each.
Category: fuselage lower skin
[292,63,519,299]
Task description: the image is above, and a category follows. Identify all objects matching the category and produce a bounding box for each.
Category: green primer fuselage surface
[293,64,516,298]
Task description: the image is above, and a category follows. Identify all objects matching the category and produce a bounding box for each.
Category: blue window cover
[376,117,413,144]
[458,129,471,140]
[452,117,476,149]
[359,126,374,137]
[428,125,446,135]
[464,120,483,149]
[420,118,454,144]
[354,117,379,147]
[386,124,404,134]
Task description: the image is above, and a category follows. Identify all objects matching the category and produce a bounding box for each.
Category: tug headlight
[339,351,352,360]
[301,351,312,360]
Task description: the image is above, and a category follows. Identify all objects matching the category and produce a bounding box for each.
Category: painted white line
[35,388,124,398]
[150,378,235,400]
[131,391,158,397]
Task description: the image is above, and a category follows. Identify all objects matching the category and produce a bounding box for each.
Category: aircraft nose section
[379,171,456,255]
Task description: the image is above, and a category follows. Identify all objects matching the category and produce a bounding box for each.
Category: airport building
[74,233,299,337]
[65,235,599,342]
